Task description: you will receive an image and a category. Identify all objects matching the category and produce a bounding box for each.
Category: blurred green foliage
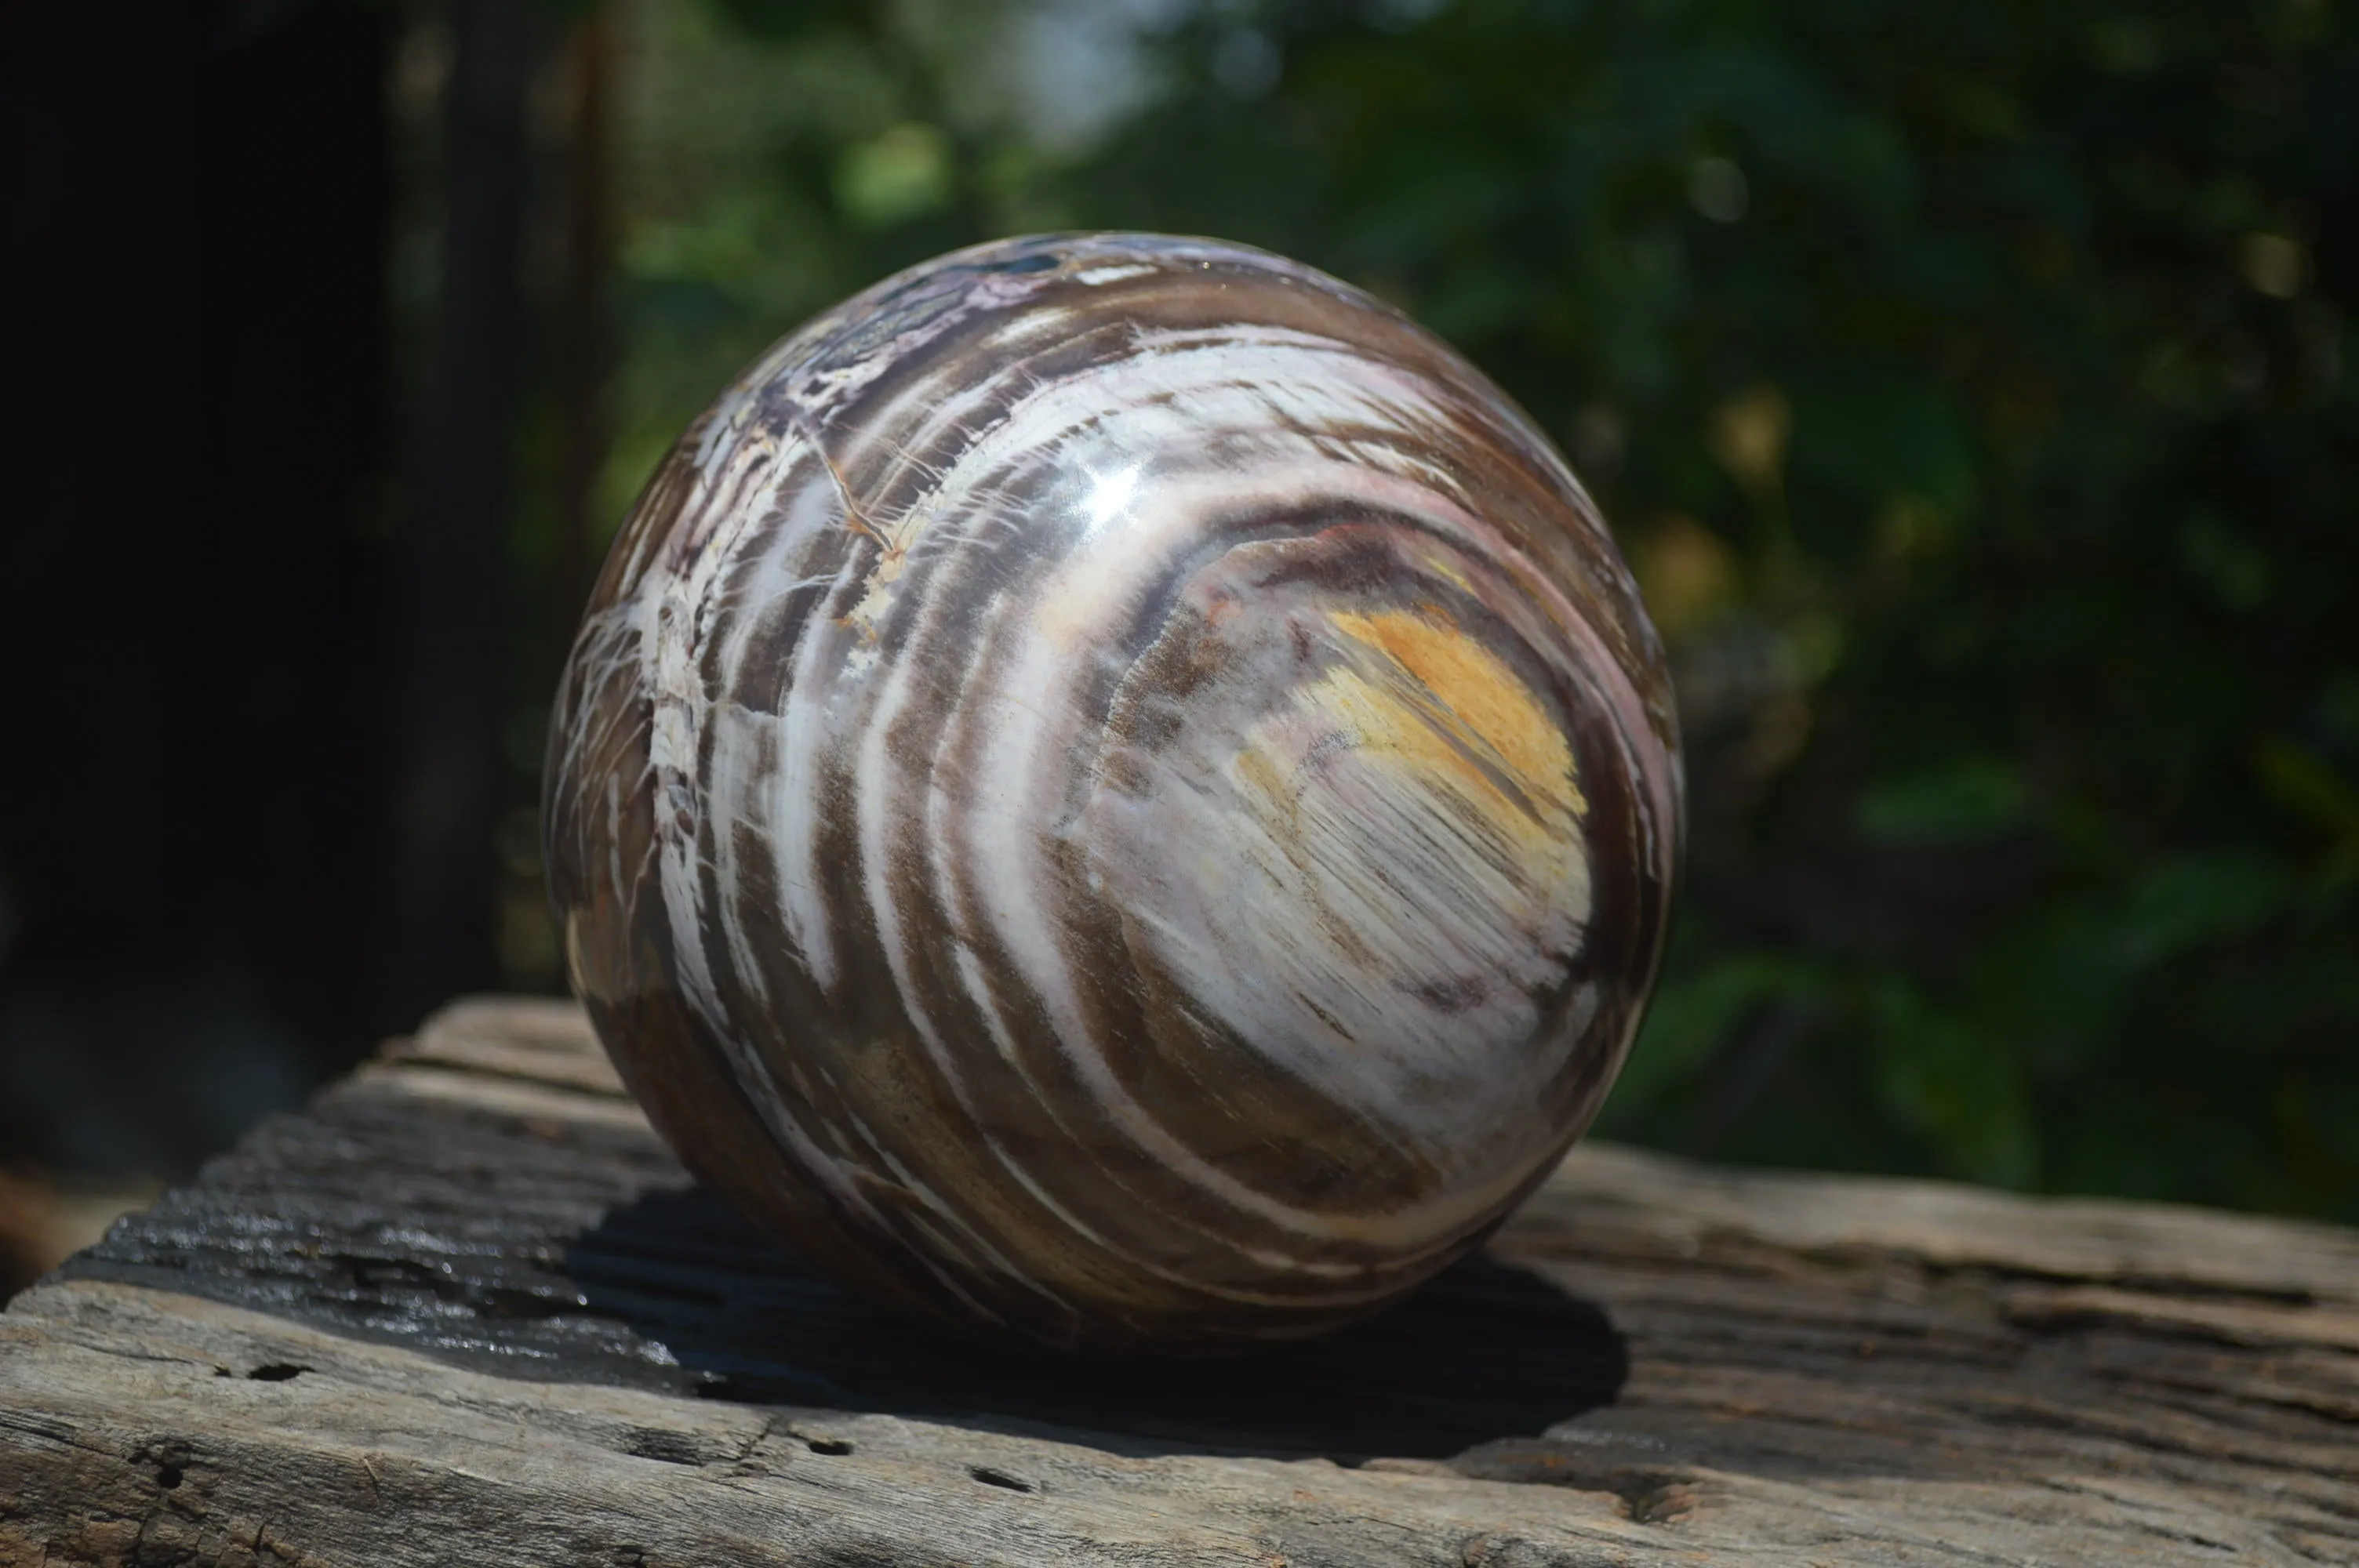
[586,0,2359,1218]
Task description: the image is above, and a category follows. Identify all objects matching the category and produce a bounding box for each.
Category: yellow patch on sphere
[1328,607,1587,825]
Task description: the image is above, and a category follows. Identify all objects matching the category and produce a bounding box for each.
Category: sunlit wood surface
[3,996,2353,1566]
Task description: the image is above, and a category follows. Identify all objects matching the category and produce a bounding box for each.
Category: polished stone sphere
[545,233,1681,1354]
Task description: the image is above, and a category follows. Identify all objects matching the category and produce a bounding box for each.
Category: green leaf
[1609,949,1828,1122]
[1856,757,2029,845]
[1868,980,2039,1188]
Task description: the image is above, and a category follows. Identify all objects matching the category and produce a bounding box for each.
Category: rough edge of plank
[9,1276,2329,1568]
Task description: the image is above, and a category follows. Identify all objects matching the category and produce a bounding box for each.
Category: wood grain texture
[544,232,1681,1352]
[3,995,2355,1566]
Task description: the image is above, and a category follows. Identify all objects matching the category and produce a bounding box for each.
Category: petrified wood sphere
[545,234,1682,1354]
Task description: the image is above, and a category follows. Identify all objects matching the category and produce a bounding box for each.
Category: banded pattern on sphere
[545,234,1681,1354]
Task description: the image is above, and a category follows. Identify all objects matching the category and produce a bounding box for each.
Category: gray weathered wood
[2,996,2354,1566]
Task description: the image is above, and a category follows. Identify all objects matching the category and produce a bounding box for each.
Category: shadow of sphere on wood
[565,1185,1628,1461]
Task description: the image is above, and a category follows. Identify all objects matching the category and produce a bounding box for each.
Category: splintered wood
[3,996,2354,1566]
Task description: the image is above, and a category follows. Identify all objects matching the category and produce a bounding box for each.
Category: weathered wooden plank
[2,995,2354,1566]
[1519,1138,2359,1308]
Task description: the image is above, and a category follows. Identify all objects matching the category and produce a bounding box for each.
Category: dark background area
[3,0,2354,1280]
